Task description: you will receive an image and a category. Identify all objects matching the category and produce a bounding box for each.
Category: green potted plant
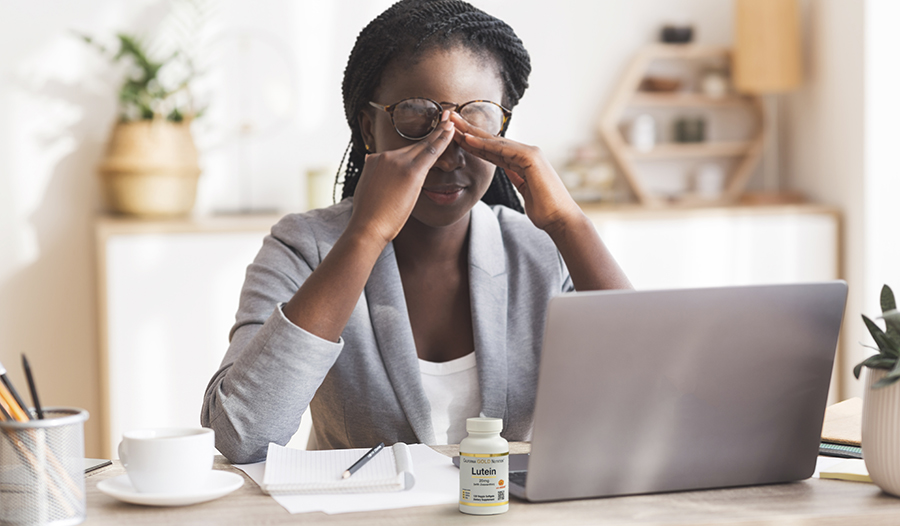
[82,30,204,217]
[854,284,900,496]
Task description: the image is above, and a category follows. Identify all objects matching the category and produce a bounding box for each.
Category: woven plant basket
[98,120,201,217]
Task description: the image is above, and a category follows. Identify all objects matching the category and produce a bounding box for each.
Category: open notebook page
[262,442,414,495]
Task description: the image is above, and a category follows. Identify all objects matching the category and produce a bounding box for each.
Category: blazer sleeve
[200,213,345,464]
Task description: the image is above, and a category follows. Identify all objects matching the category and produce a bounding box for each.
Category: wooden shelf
[630,93,752,108]
[625,141,752,160]
[598,44,765,206]
[639,43,730,59]
[96,213,283,236]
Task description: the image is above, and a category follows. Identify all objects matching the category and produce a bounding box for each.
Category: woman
[202,0,630,464]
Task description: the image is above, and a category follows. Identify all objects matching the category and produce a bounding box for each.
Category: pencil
[0,382,29,422]
[0,360,30,420]
[0,397,10,421]
[342,442,385,479]
[22,355,43,419]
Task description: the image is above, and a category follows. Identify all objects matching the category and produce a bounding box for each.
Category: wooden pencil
[0,382,30,422]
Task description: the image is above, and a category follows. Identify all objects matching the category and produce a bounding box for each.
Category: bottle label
[459,452,509,508]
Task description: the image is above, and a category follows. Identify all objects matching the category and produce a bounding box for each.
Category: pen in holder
[0,408,89,526]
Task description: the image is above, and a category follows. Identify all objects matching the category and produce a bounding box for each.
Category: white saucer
[97,470,244,507]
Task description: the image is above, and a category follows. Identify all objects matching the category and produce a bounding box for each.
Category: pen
[22,354,43,419]
[0,360,30,421]
[342,442,385,479]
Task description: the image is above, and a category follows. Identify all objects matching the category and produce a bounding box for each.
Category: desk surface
[85,443,900,525]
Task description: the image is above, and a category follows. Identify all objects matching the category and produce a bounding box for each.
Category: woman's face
[360,46,505,229]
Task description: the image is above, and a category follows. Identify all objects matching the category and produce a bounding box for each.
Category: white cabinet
[583,204,840,289]
[96,215,280,458]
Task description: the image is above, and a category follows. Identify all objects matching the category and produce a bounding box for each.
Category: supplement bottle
[458,417,509,515]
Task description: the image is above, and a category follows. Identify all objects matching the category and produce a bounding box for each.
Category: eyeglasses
[368,97,512,140]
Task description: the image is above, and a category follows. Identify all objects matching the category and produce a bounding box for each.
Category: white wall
[786,0,900,401]
[863,0,900,389]
[0,0,166,457]
[784,0,864,401]
[0,0,779,456]
[785,0,900,398]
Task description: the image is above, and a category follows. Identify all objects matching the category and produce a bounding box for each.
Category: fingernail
[441,110,450,122]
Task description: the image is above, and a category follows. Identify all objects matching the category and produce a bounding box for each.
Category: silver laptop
[510,281,847,502]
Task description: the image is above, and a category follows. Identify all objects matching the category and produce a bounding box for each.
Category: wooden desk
[85,443,900,525]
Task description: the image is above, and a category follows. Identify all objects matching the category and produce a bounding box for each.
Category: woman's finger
[457,132,532,174]
[410,116,455,171]
[505,169,525,190]
[448,112,494,139]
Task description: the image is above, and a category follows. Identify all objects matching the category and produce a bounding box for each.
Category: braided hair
[338,0,531,213]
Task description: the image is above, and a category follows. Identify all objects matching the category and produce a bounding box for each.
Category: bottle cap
[466,417,503,433]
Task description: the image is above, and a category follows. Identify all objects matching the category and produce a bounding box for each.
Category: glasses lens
[459,102,505,136]
[392,98,441,139]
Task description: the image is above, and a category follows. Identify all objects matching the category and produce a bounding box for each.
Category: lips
[422,184,466,205]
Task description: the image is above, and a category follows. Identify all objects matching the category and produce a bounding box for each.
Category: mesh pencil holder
[0,408,89,526]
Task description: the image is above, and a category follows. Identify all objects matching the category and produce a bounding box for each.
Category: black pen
[342,442,385,479]
[22,355,44,420]
[0,360,31,420]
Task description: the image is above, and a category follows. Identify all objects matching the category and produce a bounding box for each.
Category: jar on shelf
[673,116,706,143]
[700,68,729,99]
[628,114,657,151]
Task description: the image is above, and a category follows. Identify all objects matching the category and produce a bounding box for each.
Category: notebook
[510,281,847,502]
[820,397,862,446]
[819,459,871,483]
[261,442,415,495]
[819,397,863,458]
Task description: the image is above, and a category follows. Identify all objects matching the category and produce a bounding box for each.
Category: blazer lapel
[364,243,437,444]
[468,203,510,424]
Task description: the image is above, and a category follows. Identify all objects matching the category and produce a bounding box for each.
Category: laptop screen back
[525,282,847,502]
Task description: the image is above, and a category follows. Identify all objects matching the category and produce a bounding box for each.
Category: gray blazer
[201,199,572,463]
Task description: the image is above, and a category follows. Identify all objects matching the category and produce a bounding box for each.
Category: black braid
[338,0,531,213]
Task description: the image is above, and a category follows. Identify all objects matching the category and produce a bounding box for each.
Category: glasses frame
[368,97,512,140]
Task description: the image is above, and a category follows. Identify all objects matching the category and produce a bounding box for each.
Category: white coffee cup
[118,428,214,494]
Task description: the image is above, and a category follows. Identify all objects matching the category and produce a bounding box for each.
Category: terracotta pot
[98,120,201,217]
[862,367,900,496]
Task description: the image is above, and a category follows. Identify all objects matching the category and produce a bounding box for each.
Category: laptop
[509,281,847,502]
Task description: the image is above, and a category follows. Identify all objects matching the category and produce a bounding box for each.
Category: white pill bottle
[458,417,509,515]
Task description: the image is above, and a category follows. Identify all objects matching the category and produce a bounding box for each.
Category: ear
[358,110,376,153]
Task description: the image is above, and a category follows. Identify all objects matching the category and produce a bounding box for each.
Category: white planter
[862,367,900,496]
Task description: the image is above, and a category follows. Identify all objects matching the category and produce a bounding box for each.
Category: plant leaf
[863,314,900,358]
[883,285,897,313]
[873,374,900,389]
[854,354,897,378]
[883,309,900,342]
[886,359,900,380]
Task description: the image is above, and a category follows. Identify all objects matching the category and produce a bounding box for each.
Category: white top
[418,352,481,445]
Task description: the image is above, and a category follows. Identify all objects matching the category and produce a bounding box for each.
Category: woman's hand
[347,113,456,246]
[451,112,632,291]
[450,113,581,234]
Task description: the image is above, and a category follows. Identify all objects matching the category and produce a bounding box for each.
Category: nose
[431,135,465,172]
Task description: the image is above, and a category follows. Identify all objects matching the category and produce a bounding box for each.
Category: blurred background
[0,0,897,458]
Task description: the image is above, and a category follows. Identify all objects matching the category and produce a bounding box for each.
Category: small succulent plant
[854,285,900,389]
